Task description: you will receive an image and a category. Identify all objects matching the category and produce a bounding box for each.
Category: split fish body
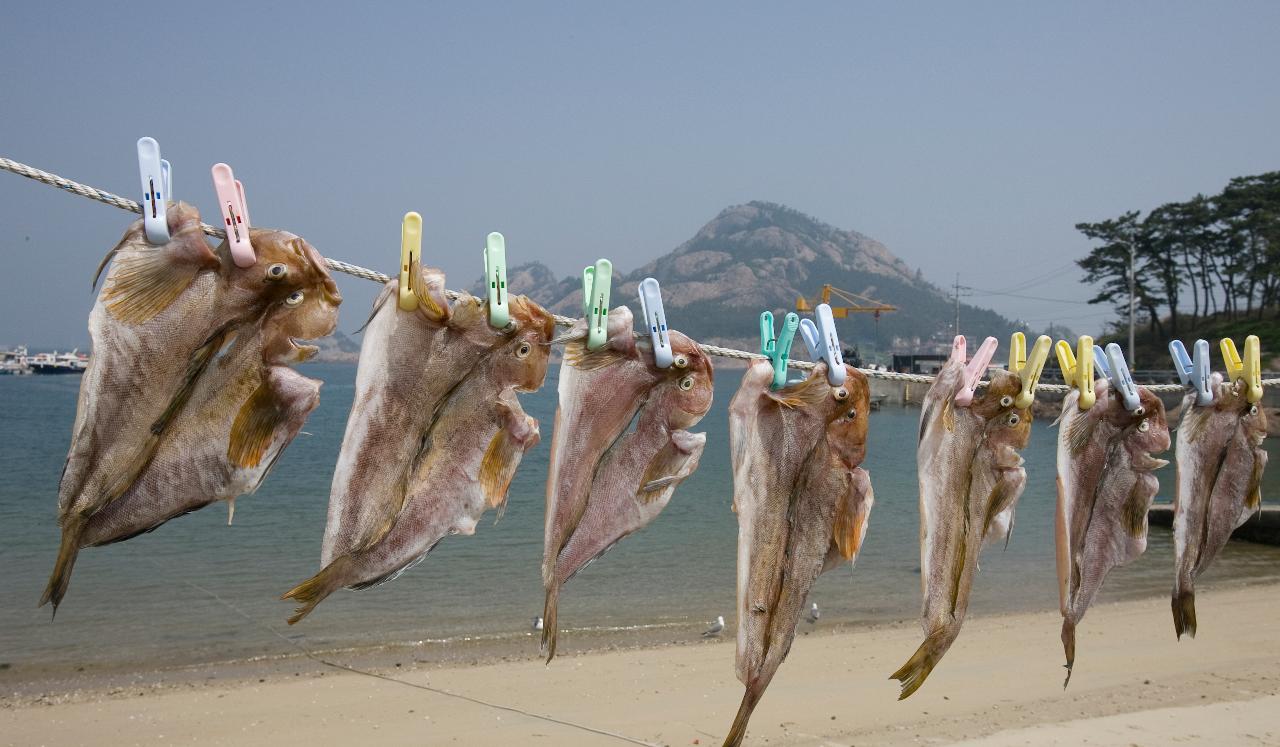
[283,296,555,623]
[723,362,872,747]
[891,345,1031,700]
[1171,378,1267,638]
[1057,380,1170,684]
[44,205,340,611]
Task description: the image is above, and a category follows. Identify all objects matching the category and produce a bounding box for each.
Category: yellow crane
[795,284,897,320]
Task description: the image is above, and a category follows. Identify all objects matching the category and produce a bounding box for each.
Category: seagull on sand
[532,616,544,631]
[806,602,820,624]
[702,615,725,637]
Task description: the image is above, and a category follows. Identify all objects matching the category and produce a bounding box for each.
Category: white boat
[24,349,89,375]
[1,346,32,375]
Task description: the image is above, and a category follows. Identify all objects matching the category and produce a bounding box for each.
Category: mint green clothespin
[760,310,799,389]
[583,258,612,350]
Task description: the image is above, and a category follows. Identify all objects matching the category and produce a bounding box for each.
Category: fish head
[496,295,558,392]
[655,332,715,428]
[822,365,871,467]
[971,369,1032,459]
[1215,382,1269,446]
[1118,388,1171,458]
[242,233,342,363]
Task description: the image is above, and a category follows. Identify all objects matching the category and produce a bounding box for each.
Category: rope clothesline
[3,155,1271,396]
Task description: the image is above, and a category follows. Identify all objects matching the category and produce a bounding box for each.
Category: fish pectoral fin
[637,432,706,503]
[479,423,536,516]
[409,259,450,323]
[101,244,209,325]
[831,469,874,562]
[980,473,1020,541]
[561,336,630,371]
[1245,449,1267,511]
[1065,410,1099,456]
[228,380,285,469]
[1120,478,1152,538]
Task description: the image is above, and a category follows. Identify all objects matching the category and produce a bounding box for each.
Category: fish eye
[833,387,849,401]
[999,395,1013,408]
[1007,413,1020,426]
[266,263,288,280]
[284,290,305,307]
[516,341,532,359]
[678,375,695,391]
[1134,406,1145,416]
[845,408,857,420]
[673,354,688,369]
[1250,405,1259,415]
[1138,420,1150,432]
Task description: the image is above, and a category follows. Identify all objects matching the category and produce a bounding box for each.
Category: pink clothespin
[955,336,998,407]
[211,163,255,267]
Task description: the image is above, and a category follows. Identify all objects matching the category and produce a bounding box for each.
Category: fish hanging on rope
[1056,379,1169,685]
[891,336,1035,699]
[282,291,554,623]
[1171,374,1266,639]
[722,360,873,747]
[541,307,713,662]
[41,204,340,614]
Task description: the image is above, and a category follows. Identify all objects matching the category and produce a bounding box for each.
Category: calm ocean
[2,364,1279,679]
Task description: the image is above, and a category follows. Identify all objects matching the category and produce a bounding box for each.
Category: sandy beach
[4,582,1278,746]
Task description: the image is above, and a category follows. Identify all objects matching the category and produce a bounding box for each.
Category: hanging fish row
[41,141,1268,747]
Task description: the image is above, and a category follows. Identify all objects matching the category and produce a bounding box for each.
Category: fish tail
[281,557,350,625]
[1061,619,1076,689]
[541,584,559,663]
[39,524,84,616]
[721,685,761,747]
[889,627,954,699]
[1172,589,1197,640]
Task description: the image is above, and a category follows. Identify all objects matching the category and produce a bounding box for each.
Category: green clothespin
[759,310,799,389]
[583,258,612,350]
[483,232,509,329]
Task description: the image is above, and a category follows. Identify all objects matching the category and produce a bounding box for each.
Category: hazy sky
[2,2,1278,347]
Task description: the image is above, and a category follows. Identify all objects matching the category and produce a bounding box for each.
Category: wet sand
[3,582,1277,746]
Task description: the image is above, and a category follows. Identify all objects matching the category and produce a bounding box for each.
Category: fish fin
[227,380,283,469]
[91,242,122,291]
[890,628,954,699]
[38,522,83,615]
[1065,411,1097,456]
[941,397,956,432]
[948,537,967,617]
[831,474,874,562]
[1244,452,1265,511]
[1172,589,1197,640]
[281,556,352,625]
[101,246,203,325]
[356,283,396,333]
[541,584,560,664]
[722,685,763,747]
[637,435,705,503]
[1061,620,1076,688]
[479,430,523,514]
[980,477,1017,541]
[409,259,450,322]
[1121,479,1150,538]
[764,374,829,410]
[562,337,630,371]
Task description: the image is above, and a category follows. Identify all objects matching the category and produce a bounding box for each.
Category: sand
[3,583,1278,746]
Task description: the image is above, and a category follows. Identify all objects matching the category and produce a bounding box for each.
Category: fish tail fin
[281,557,350,625]
[541,584,559,664]
[721,685,761,747]
[1061,619,1076,688]
[39,525,84,616]
[890,627,954,700]
[1172,589,1197,640]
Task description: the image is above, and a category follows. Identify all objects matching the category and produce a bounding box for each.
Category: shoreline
[4,581,1279,745]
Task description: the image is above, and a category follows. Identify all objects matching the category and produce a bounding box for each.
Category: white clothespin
[1104,343,1142,412]
[798,303,846,386]
[638,277,673,368]
[137,137,171,244]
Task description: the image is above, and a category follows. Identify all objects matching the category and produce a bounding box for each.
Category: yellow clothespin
[1221,335,1262,404]
[1054,335,1095,410]
[1009,331,1053,409]
[398,212,423,311]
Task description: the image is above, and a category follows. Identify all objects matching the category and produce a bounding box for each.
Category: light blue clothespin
[1104,343,1142,412]
[760,310,799,390]
[137,137,172,245]
[1092,345,1111,379]
[483,232,510,329]
[638,277,673,369]
[798,303,847,386]
[1169,339,1214,406]
[582,258,612,350]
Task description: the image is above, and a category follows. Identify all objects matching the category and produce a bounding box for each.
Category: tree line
[1076,171,1280,337]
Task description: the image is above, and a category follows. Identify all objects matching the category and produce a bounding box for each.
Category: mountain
[472,201,1024,359]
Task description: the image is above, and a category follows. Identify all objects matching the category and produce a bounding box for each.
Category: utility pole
[1127,239,1136,367]
[953,273,961,337]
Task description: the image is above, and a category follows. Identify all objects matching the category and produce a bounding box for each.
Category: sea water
[2,364,1278,678]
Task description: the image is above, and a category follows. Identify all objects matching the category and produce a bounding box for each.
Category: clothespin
[1103,343,1142,412]
[1221,335,1262,404]
[954,336,998,407]
[484,232,510,329]
[1091,345,1111,379]
[798,303,847,386]
[211,163,254,267]
[582,258,612,351]
[398,212,422,312]
[1008,332,1053,409]
[137,137,172,245]
[760,310,799,390]
[1169,339,1214,406]
[638,278,673,369]
[1055,336,1096,410]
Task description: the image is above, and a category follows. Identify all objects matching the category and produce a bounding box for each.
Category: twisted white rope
[1,155,1269,395]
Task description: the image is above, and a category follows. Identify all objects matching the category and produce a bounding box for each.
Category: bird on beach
[532,616,544,631]
[806,602,820,624]
[702,615,725,637]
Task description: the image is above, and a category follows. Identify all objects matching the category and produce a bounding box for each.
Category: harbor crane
[795,284,897,357]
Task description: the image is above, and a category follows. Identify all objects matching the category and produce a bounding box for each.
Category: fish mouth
[1131,453,1169,471]
[288,337,320,361]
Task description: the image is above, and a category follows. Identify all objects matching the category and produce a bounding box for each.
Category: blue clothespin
[1104,343,1142,412]
[582,258,612,351]
[760,311,799,390]
[1169,339,1214,406]
[1092,345,1111,379]
[638,277,673,369]
[137,137,171,245]
[798,303,847,386]
[483,232,510,329]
